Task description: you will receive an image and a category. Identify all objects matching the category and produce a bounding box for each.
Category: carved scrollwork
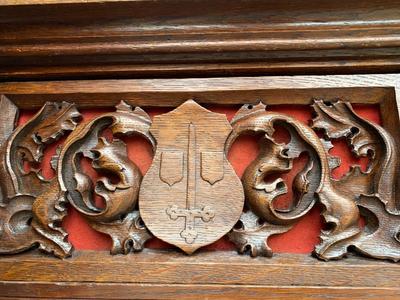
[0,97,80,257]
[226,99,400,262]
[311,100,400,261]
[57,101,155,254]
[226,102,360,258]
[0,96,399,262]
[90,210,152,255]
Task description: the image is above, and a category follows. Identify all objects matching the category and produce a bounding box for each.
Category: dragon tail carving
[228,102,360,258]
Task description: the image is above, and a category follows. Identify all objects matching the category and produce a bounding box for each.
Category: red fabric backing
[18,104,381,253]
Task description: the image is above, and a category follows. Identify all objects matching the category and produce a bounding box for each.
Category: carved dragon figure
[0,96,399,261]
[0,99,81,257]
[57,101,154,254]
[226,102,360,258]
[227,100,400,261]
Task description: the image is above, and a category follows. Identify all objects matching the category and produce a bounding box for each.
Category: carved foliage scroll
[57,101,154,254]
[227,100,400,261]
[0,97,80,257]
[226,103,360,259]
[312,100,400,260]
[0,95,399,262]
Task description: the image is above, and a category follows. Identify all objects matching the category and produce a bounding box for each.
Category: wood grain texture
[1,94,398,261]
[1,74,400,299]
[225,99,400,261]
[57,101,154,254]
[1,283,400,300]
[0,74,398,109]
[1,1,400,298]
[0,0,134,5]
[2,250,400,285]
[0,95,17,146]
[227,102,335,257]
[0,99,80,257]
[139,100,243,253]
[1,250,400,299]
[1,0,400,80]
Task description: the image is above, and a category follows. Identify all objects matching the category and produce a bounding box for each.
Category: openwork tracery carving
[57,101,155,255]
[0,95,399,262]
[0,98,80,257]
[227,101,400,261]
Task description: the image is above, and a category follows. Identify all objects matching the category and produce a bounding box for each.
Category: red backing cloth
[18,104,381,253]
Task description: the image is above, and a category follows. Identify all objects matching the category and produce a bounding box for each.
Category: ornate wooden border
[0,74,400,299]
[1,0,400,80]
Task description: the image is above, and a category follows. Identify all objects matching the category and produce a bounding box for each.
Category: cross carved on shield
[139,100,244,254]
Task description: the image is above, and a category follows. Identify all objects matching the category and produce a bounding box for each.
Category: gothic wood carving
[0,95,399,262]
[139,100,244,254]
[57,101,154,254]
[311,100,400,261]
[0,96,81,257]
[226,102,359,259]
[227,101,400,262]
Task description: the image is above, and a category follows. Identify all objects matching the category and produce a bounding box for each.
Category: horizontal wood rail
[1,0,400,80]
[0,250,399,299]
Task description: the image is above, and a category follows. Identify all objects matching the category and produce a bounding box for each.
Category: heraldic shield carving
[2,93,400,263]
[139,100,244,254]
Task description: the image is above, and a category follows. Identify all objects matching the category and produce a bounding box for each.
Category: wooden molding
[1,0,400,80]
[1,250,400,299]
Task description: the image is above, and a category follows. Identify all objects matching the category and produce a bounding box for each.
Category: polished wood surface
[1,93,399,261]
[1,250,400,299]
[2,1,400,296]
[1,74,400,298]
[139,100,243,253]
[57,101,154,256]
[1,0,400,80]
[0,74,398,108]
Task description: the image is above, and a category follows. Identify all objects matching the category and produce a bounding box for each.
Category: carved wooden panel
[139,100,243,254]
[0,80,399,263]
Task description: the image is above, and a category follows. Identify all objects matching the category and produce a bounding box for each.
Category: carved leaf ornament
[0,96,399,262]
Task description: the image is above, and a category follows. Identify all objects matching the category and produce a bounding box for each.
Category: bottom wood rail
[0,250,399,299]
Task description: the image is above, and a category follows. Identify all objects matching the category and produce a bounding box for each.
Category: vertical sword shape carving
[140,100,244,253]
[166,123,215,244]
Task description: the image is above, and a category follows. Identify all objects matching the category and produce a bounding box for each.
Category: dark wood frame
[1,74,400,299]
[1,74,399,142]
[2,0,400,81]
[1,250,400,299]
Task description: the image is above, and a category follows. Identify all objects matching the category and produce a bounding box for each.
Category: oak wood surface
[1,0,400,80]
[139,100,244,253]
[2,1,400,297]
[0,250,400,299]
[0,0,134,4]
[226,99,400,260]
[2,75,399,178]
[1,283,400,300]
[2,95,399,261]
[1,74,400,298]
[0,74,398,109]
